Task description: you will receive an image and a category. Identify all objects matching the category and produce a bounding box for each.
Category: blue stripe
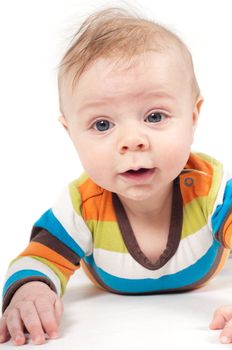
[34,209,85,258]
[84,240,220,293]
[212,178,232,233]
[3,270,47,297]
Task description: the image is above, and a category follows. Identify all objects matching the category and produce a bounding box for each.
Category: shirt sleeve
[211,168,232,248]
[2,184,93,313]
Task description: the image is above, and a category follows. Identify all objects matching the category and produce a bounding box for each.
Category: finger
[210,312,226,330]
[5,308,26,346]
[18,301,45,345]
[0,316,10,343]
[54,298,64,326]
[210,305,232,330]
[35,297,59,339]
[220,319,232,344]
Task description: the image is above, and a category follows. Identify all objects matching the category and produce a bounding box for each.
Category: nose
[118,134,149,154]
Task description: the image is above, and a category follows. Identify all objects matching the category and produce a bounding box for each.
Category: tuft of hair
[58,7,200,107]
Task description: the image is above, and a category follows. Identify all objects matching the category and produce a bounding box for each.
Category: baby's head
[58,8,203,202]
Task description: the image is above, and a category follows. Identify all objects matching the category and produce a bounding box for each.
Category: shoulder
[185,152,223,175]
[187,152,230,194]
[178,152,227,215]
[68,172,112,218]
[69,172,104,202]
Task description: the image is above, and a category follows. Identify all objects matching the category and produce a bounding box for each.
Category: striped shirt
[2,152,232,312]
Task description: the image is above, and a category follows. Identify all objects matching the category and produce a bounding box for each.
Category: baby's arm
[210,305,232,344]
[0,281,63,346]
[1,184,92,345]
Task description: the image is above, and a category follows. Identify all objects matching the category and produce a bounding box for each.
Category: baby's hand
[0,281,63,346]
[210,304,232,344]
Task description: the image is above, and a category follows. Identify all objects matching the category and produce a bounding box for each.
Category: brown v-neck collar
[112,178,183,270]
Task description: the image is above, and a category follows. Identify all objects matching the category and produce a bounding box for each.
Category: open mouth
[120,167,155,181]
[129,168,152,174]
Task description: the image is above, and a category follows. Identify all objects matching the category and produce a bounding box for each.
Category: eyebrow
[77,90,176,113]
[143,91,176,100]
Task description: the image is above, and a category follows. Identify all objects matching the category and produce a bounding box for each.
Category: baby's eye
[93,119,114,132]
[145,112,167,123]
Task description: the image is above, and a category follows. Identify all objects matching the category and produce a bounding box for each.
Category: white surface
[2,257,232,349]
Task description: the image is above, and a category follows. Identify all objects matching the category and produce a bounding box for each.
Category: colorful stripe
[91,224,213,279]
[83,240,221,293]
[52,187,93,255]
[2,152,232,309]
[211,179,232,234]
[3,256,62,297]
[34,209,86,258]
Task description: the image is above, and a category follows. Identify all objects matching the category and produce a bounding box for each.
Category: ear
[58,115,70,135]
[192,95,204,129]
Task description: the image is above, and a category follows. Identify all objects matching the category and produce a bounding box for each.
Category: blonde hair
[58,8,200,114]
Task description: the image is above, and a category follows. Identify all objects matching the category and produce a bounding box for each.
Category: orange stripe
[194,248,230,289]
[79,177,103,202]
[79,179,117,221]
[19,242,79,280]
[80,260,104,290]
[185,153,213,174]
[179,153,213,205]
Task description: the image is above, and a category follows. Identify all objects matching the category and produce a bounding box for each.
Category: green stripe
[181,153,223,238]
[9,256,68,295]
[182,197,208,238]
[69,175,87,216]
[205,162,223,217]
[86,220,128,253]
[30,256,68,296]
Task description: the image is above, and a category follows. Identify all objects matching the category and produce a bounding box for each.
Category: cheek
[158,127,193,169]
[73,138,111,178]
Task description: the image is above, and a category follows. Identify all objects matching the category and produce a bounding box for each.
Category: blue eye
[145,112,166,123]
[93,120,114,132]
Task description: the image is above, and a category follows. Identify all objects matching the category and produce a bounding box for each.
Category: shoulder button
[184,177,194,186]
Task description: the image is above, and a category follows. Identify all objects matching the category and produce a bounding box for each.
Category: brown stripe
[216,205,232,246]
[2,277,56,314]
[112,177,182,270]
[30,228,80,266]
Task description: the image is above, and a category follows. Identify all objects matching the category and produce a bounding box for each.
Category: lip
[119,168,156,182]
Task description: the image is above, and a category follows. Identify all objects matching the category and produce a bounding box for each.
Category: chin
[120,190,152,202]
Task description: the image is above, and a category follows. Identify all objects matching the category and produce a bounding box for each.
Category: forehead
[61,50,192,113]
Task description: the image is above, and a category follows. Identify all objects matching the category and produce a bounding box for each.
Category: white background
[0,0,231,336]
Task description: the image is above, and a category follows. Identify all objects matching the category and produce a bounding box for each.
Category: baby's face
[60,51,202,202]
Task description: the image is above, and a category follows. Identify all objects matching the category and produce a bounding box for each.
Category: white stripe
[93,225,213,279]
[52,187,93,255]
[5,257,61,296]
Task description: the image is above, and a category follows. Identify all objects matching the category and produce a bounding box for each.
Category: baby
[1,7,232,346]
